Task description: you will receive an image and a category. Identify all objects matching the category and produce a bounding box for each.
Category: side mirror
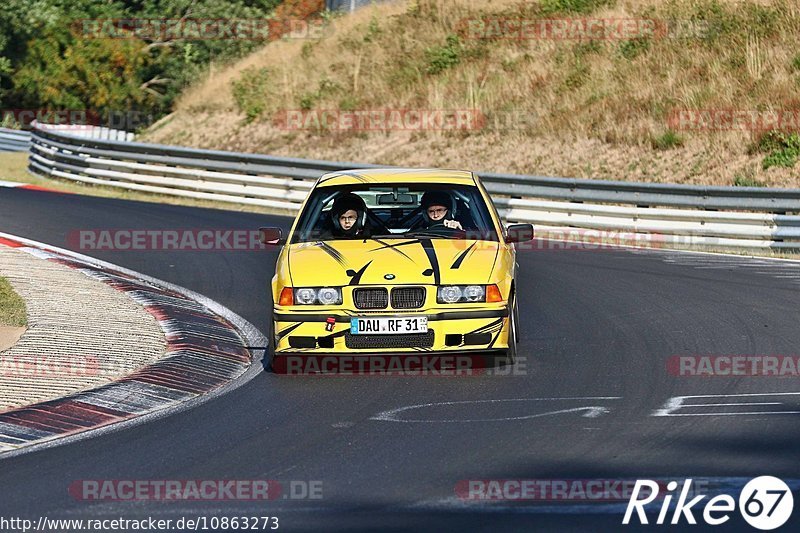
[259,227,285,246]
[506,223,534,244]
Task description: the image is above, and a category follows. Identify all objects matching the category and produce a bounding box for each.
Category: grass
[651,130,684,150]
[0,276,26,327]
[733,172,766,187]
[539,0,614,14]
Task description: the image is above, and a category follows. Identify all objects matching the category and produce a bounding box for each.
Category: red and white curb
[0,180,66,193]
[0,232,265,456]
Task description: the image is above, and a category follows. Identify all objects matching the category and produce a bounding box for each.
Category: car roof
[316,168,477,187]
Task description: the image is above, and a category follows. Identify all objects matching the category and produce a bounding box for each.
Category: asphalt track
[1,186,800,532]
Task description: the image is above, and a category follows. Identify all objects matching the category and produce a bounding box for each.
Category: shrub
[574,40,603,57]
[298,92,318,111]
[732,173,765,187]
[756,132,800,170]
[426,35,461,74]
[651,130,684,150]
[231,67,271,122]
[301,42,315,60]
[363,16,382,43]
[791,54,800,72]
[564,59,589,89]
[619,38,650,60]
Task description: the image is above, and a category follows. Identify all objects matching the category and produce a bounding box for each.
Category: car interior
[312,189,480,237]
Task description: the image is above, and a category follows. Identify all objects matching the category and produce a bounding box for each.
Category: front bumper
[272,307,510,354]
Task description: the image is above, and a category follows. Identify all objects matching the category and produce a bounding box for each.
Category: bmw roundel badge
[384,273,396,280]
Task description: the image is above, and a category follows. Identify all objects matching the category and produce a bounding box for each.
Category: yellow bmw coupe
[260,168,533,372]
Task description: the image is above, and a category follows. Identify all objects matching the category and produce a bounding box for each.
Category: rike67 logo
[623,477,794,530]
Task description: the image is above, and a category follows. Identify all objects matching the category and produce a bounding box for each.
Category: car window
[290,184,499,243]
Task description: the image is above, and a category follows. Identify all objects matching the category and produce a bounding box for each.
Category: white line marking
[655,411,800,417]
[371,397,621,423]
[652,392,800,417]
[681,402,783,407]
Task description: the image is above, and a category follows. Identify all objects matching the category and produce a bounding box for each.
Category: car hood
[286,238,501,286]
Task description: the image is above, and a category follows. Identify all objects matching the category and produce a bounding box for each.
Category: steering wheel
[406,222,466,238]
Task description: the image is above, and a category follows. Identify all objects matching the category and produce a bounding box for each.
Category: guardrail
[0,128,30,152]
[26,124,800,251]
[31,124,135,142]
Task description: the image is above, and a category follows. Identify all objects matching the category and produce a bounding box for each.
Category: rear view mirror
[506,224,534,243]
[377,193,416,205]
[259,227,285,246]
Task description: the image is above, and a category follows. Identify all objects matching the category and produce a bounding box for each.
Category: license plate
[350,316,428,335]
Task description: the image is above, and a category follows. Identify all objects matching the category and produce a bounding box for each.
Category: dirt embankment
[144,0,800,188]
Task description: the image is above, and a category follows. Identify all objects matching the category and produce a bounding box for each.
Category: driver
[420,190,463,230]
[323,193,371,239]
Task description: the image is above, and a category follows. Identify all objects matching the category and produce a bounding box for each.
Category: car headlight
[463,285,485,302]
[293,287,343,305]
[438,286,463,303]
[295,288,317,305]
[437,285,490,304]
[317,287,341,305]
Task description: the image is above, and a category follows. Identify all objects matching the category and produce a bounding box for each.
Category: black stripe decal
[315,241,347,267]
[348,261,372,285]
[277,323,302,340]
[369,239,416,261]
[320,328,350,341]
[450,242,476,270]
[487,245,500,282]
[419,239,441,285]
[464,318,504,336]
[488,326,502,348]
[336,171,370,182]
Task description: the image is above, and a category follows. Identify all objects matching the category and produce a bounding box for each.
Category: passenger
[420,190,463,230]
[323,193,371,239]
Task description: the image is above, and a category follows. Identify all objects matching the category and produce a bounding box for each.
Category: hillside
[143,0,800,187]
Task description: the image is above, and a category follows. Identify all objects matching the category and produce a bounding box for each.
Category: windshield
[290,183,500,243]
